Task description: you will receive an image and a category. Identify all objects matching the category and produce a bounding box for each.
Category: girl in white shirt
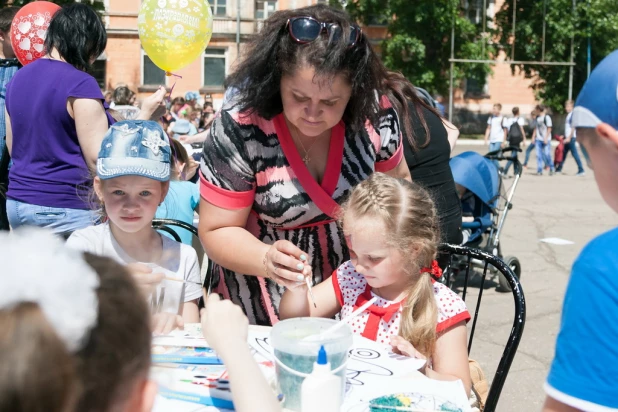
[67,120,201,327]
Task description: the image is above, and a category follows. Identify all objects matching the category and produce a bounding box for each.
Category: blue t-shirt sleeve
[546,230,618,409]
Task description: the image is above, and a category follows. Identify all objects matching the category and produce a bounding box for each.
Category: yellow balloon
[138,0,213,74]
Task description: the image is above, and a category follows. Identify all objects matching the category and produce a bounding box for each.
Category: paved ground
[451,143,618,411]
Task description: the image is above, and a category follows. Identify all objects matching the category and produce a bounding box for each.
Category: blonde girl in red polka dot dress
[280,172,472,395]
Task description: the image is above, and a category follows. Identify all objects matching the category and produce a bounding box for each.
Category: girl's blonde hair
[340,172,440,357]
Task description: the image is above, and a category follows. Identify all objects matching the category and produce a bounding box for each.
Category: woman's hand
[263,240,312,289]
[390,335,428,373]
[201,294,248,359]
[138,86,167,120]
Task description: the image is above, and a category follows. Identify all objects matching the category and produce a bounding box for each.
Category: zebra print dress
[199,101,403,325]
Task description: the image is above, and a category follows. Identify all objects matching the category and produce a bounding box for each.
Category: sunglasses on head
[286,17,362,48]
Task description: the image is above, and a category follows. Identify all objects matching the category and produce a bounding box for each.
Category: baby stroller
[449,148,523,291]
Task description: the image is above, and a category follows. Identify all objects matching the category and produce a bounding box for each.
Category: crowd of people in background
[104,86,216,142]
[485,101,586,178]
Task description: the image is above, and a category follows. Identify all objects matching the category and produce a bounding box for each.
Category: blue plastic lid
[317,345,328,365]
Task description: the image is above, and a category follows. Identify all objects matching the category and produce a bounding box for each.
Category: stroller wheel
[497,256,521,293]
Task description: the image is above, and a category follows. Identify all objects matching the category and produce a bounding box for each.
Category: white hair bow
[0,228,99,352]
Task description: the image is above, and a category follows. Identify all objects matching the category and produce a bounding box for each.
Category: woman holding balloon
[198,5,413,325]
[5,3,165,235]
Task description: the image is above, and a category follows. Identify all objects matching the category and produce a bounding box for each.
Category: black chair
[439,243,526,412]
[152,218,214,297]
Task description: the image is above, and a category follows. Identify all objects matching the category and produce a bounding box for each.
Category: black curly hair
[225,5,397,133]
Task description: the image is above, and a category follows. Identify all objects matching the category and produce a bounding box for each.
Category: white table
[152,325,470,412]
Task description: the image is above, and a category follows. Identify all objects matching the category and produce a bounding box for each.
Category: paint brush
[305,276,317,308]
[164,276,202,286]
[299,254,316,308]
[303,296,378,341]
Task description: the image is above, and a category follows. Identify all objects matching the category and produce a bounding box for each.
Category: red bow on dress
[353,260,442,341]
[353,284,403,341]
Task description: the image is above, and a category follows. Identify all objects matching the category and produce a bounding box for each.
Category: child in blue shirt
[543,49,618,412]
[156,139,200,245]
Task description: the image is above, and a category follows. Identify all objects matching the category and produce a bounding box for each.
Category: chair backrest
[151,218,214,297]
[438,243,526,412]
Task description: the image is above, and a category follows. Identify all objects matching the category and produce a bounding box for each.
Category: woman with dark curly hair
[198,4,418,325]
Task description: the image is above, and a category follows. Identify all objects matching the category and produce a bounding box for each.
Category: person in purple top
[4,4,165,236]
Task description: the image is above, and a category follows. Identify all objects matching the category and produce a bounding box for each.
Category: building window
[203,48,226,88]
[211,0,227,16]
[256,1,277,20]
[90,60,106,89]
[464,76,488,98]
[143,54,165,85]
[463,0,484,25]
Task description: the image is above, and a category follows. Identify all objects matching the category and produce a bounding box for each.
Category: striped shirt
[199,97,403,325]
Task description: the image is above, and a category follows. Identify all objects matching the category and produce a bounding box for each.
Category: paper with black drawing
[246,328,469,411]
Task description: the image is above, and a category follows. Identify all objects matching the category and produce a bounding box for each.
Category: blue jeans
[6,199,98,236]
[503,149,519,175]
[556,139,584,173]
[523,142,535,166]
[535,140,554,173]
[489,142,502,169]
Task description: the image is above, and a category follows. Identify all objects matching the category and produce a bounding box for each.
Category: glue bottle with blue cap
[301,345,341,412]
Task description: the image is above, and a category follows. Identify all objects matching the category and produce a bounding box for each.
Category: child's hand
[390,335,427,373]
[126,262,164,298]
[139,86,167,120]
[183,156,199,181]
[152,312,184,335]
[201,294,249,359]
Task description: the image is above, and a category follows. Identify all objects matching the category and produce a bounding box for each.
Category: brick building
[451,0,537,118]
[99,0,536,116]
[100,0,330,108]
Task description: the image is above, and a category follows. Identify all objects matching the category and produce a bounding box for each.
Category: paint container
[270,318,352,411]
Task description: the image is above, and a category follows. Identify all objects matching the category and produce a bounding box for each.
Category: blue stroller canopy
[450,151,500,208]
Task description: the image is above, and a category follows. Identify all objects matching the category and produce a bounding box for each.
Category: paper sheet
[246,328,469,412]
[152,394,227,412]
[153,325,470,412]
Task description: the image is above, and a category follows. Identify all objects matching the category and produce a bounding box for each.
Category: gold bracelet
[262,253,270,279]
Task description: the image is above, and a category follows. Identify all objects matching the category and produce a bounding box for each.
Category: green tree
[495,0,618,112]
[333,0,493,98]
[1,0,105,12]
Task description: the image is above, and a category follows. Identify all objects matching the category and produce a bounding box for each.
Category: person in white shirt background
[503,106,527,178]
[484,103,507,169]
[531,104,555,176]
[555,99,585,176]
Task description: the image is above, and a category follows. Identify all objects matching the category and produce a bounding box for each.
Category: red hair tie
[421,260,442,282]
